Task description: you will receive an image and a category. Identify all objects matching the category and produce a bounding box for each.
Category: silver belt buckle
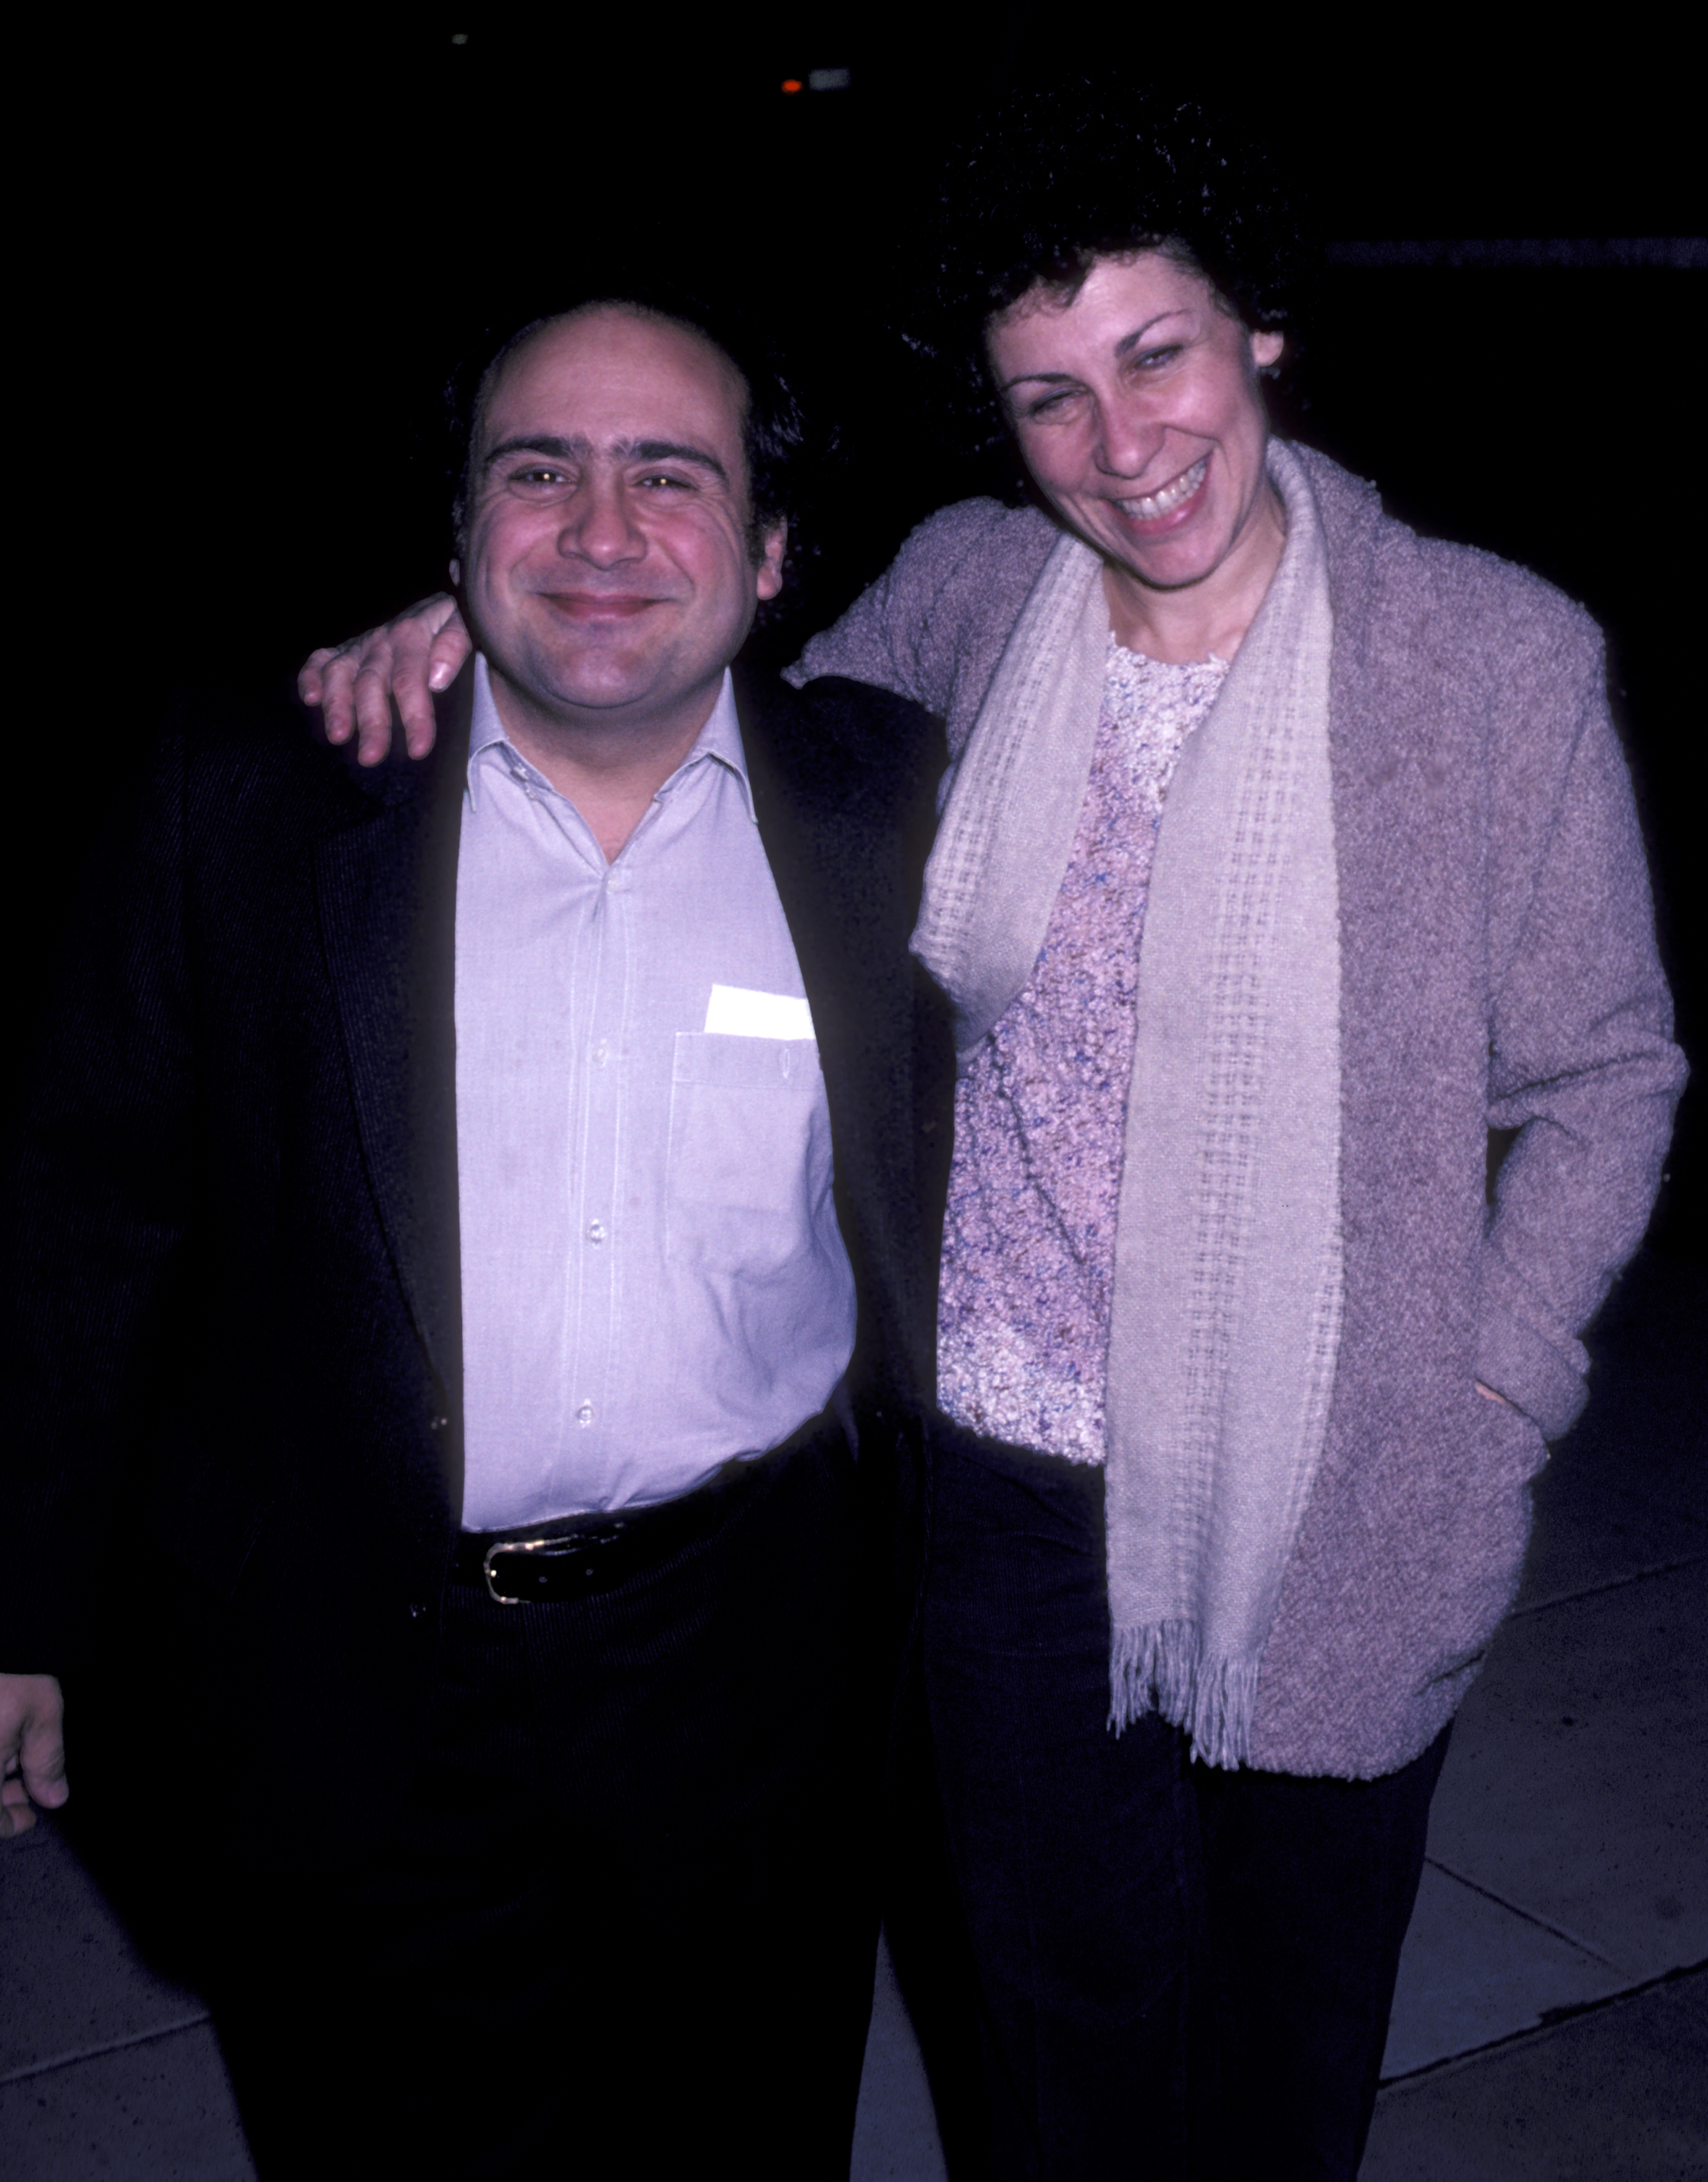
[482,1533,554,1607]
[481,1524,625,1606]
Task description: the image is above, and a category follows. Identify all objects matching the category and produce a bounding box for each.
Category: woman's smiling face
[988,250,1285,612]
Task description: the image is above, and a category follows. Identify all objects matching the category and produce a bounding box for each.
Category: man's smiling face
[459,307,785,737]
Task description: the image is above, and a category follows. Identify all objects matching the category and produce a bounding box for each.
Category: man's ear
[755,522,787,602]
[449,559,463,586]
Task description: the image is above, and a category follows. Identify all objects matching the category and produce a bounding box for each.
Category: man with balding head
[1,297,952,2177]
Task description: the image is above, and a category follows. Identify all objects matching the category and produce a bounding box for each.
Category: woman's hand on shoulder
[298,595,472,765]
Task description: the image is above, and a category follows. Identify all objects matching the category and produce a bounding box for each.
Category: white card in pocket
[703,984,815,1039]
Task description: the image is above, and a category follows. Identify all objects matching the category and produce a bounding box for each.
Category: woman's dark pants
[922,1424,1450,2181]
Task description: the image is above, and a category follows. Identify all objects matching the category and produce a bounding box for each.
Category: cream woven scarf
[914,442,1344,1767]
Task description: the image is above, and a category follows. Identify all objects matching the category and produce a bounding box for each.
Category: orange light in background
[781,79,803,94]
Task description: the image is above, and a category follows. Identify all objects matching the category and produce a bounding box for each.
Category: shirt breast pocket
[666,1031,831,1272]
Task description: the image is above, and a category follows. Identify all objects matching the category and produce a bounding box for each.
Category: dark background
[18,18,1705,1254]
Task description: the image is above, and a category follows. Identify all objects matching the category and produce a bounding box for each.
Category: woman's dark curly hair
[916,79,1312,461]
[448,281,818,619]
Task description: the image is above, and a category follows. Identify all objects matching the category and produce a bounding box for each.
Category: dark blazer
[1,661,953,1874]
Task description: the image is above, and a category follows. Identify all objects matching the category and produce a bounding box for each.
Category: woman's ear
[1251,329,1285,374]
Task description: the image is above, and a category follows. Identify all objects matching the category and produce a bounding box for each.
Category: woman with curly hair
[301,83,1682,2181]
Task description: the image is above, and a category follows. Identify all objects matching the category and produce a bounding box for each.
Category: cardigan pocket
[1477,1386,1550,1483]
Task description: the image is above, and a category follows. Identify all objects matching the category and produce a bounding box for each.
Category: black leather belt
[450,1452,771,1606]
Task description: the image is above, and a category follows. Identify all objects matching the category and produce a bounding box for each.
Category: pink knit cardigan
[791,444,1685,1776]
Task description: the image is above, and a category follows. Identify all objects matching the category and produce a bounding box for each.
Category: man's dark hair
[449,283,816,610]
[914,79,1311,459]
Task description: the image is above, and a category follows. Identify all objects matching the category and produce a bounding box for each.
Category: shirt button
[576,1401,596,1428]
[588,1220,607,1244]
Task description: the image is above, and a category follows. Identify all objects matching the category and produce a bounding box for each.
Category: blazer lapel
[314,671,472,1516]
[735,666,946,1404]
[735,672,863,1095]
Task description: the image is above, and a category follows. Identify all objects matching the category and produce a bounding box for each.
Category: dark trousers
[922,1426,1448,2182]
[212,1426,880,2180]
[1196,1722,1450,2178]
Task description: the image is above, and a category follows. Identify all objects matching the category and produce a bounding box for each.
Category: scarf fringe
[1109,1620,1261,1771]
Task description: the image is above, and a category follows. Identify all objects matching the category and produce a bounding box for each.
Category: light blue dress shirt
[455,658,856,1528]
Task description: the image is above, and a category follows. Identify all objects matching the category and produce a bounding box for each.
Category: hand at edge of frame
[0,1672,68,1839]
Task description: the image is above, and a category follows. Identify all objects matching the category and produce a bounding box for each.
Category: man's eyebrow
[620,439,731,487]
[481,433,731,487]
[482,433,592,467]
[999,309,1192,391]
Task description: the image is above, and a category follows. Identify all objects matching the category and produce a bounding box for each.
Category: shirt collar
[466,656,754,823]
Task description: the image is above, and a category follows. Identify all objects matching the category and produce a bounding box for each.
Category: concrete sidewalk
[4,1250,1704,2178]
